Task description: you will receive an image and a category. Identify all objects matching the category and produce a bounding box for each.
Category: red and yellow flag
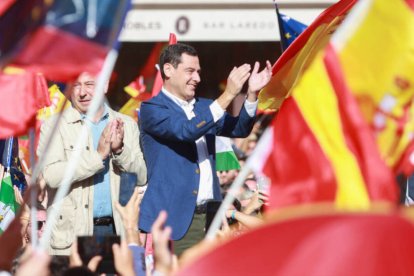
[120,76,151,120]
[250,0,414,209]
[258,0,356,112]
[333,0,414,175]
[37,84,70,121]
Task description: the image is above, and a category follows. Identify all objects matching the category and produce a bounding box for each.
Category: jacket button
[192,190,198,195]
[85,204,88,208]
[195,169,200,174]
[86,146,89,150]
[70,145,74,149]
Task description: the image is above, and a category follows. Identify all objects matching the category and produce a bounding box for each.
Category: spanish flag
[258,0,356,112]
[249,0,414,210]
[334,0,414,175]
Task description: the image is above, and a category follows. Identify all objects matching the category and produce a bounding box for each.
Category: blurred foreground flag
[248,0,414,210]
[275,4,307,51]
[0,68,50,139]
[332,0,414,175]
[0,0,131,82]
[179,209,414,275]
[258,0,356,112]
[0,0,48,63]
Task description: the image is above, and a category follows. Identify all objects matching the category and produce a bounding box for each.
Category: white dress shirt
[162,88,257,204]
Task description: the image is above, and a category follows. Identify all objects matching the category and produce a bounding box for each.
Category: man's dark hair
[159,43,198,80]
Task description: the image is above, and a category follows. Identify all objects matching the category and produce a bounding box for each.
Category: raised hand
[112,240,135,276]
[151,211,174,275]
[217,64,252,110]
[115,186,144,245]
[247,60,272,95]
[225,64,252,97]
[111,118,124,155]
[97,122,113,160]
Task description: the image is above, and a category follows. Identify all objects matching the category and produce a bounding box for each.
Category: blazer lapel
[158,92,188,118]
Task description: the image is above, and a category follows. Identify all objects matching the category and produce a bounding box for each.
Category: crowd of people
[0,43,274,275]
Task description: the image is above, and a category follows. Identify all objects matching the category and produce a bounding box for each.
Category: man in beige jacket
[37,72,147,255]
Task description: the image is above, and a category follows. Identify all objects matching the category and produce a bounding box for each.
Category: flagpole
[28,127,38,247]
[205,164,252,240]
[274,1,287,53]
[39,0,132,251]
[206,128,273,240]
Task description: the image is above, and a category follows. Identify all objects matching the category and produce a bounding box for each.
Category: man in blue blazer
[139,43,272,255]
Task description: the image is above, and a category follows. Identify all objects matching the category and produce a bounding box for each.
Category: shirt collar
[162,87,196,108]
[81,104,109,123]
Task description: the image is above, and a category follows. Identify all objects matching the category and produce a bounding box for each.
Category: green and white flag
[0,171,19,234]
[215,136,241,171]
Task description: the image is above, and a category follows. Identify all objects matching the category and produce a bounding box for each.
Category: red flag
[2,1,130,82]
[120,76,151,120]
[0,70,50,139]
[151,33,177,97]
[12,26,107,82]
[0,0,15,16]
[179,208,414,275]
[139,43,164,79]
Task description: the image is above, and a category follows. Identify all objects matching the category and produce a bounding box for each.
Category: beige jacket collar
[63,104,114,124]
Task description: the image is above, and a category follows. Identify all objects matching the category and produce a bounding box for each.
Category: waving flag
[120,76,151,120]
[275,4,308,51]
[0,68,50,139]
[0,171,18,234]
[331,0,414,175]
[215,137,240,171]
[0,138,21,234]
[258,0,356,111]
[1,0,131,82]
[248,0,414,210]
[37,84,70,121]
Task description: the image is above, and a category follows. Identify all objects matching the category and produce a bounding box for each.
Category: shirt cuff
[210,100,225,122]
[244,99,258,117]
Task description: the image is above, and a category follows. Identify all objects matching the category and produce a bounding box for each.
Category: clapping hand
[225,64,252,97]
[111,118,124,155]
[247,60,272,95]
